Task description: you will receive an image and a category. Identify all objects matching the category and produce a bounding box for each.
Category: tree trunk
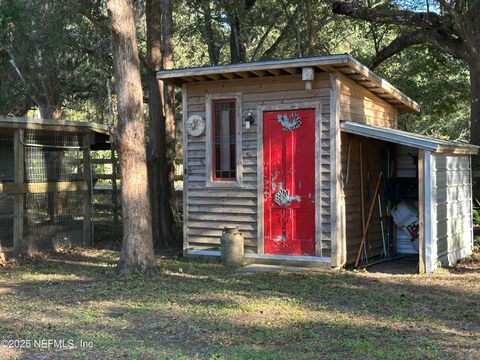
[469,61,480,197]
[107,0,155,275]
[304,0,315,56]
[161,0,178,245]
[146,0,164,248]
[229,13,246,64]
[469,62,480,145]
[201,2,220,66]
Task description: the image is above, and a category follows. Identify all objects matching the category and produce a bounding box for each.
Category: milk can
[220,226,244,267]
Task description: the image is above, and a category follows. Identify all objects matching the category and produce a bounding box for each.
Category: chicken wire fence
[0,127,91,252]
[0,129,15,248]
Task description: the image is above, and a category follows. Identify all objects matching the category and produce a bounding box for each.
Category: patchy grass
[0,248,479,359]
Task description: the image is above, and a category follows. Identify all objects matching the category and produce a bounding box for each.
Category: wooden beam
[94,173,121,180]
[283,67,300,75]
[91,158,114,164]
[348,74,369,82]
[220,72,236,79]
[0,181,88,194]
[0,115,110,135]
[205,74,221,80]
[250,70,268,77]
[317,65,336,72]
[111,149,119,233]
[13,129,24,256]
[235,71,251,78]
[83,133,92,246]
[334,66,357,75]
[266,68,281,76]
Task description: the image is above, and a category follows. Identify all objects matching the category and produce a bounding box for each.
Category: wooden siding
[338,74,398,128]
[432,154,473,267]
[341,134,387,263]
[184,73,332,255]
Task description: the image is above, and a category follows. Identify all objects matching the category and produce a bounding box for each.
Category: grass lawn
[0,248,479,360]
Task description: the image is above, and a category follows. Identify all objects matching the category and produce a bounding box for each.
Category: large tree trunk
[146,0,177,248]
[161,0,178,245]
[107,0,155,275]
[146,0,166,248]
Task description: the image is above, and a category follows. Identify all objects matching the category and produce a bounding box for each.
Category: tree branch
[329,1,455,32]
[370,29,466,69]
[259,5,301,61]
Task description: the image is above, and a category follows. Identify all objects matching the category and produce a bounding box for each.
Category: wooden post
[418,149,426,274]
[83,133,93,246]
[13,128,25,256]
[111,149,119,234]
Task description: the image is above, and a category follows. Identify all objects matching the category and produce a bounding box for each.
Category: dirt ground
[0,247,479,360]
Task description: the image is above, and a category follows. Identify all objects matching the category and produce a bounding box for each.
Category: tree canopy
[0,0,472,143]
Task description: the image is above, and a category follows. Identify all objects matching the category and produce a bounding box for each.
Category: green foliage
[0,0,473,144]
[376,46,470,141]
[473,209,480,226]
[0,0,112,120]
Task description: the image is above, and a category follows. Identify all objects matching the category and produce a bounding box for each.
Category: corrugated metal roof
[340,121,479,155]
[156,54,420,112]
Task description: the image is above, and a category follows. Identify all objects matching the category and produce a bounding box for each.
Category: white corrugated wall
[432,154,473,268]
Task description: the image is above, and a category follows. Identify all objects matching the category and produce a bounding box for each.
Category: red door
[263,109,316,256]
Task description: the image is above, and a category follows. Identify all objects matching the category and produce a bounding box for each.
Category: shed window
[213,99,236,180]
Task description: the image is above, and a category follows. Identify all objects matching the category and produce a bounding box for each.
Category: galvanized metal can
[220,226,244,267]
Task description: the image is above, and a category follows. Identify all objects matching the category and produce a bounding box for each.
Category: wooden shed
[0,116,111,259]
[157,55,478,273]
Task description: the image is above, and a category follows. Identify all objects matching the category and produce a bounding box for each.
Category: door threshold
[244,253,331,269]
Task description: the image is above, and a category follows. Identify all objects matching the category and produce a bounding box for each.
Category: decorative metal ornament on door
[277,113,302,131]
[273,187,301,207]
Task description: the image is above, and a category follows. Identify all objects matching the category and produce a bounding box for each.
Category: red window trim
[212,99,236,181]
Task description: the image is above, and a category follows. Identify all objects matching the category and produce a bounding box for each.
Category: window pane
[213,100,236,180]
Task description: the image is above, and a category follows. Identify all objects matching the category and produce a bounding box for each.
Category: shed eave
[340,121,479,155]
[156,54,419,112]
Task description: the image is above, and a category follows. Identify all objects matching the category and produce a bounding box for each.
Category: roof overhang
[157,54,420,112]
[341,121,479,155]
[0,115,112,150]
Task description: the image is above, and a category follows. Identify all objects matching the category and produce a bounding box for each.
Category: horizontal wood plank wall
[338,74,398,128]
[341,133,387,263]
[433,154,473,266]
[185,73,332,254]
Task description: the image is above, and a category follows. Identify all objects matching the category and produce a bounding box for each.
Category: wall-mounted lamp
[245,112,255,129]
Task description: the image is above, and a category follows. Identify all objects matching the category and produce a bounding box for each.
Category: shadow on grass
[1,249,479,359]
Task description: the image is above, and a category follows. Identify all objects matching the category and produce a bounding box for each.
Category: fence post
[111,149,119,230]
[83,132,93,246]
[13,128,25,256]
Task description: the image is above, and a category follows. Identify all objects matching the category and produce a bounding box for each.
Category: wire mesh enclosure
[0,116,111,256]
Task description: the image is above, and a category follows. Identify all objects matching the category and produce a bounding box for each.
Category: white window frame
[205,92,243,188]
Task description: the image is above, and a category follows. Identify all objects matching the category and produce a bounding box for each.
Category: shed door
[263,109,316,255]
